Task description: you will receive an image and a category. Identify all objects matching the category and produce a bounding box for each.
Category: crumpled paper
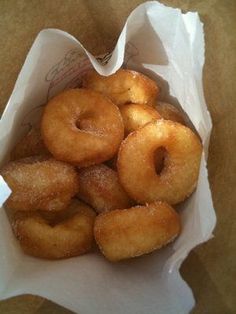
[0,1,216,313]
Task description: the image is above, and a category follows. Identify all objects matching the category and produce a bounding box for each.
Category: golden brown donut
[82,69,160,106]
[1,156,79,211]
[120,103,161,135]
[78,164,133,213]
[12,200,96,259]
[155,102,186,125]
[41,89,124,167]
[117,120,202,205]
[94,201,181,262]
[11,127,49,161]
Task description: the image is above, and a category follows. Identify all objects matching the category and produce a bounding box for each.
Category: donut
[120,103,161,135]
[11,127,48,161]
[117,120,202,205]
[82,69,160,106]
[12,200,96,259]
[94,201,181,262]
[41,88,124,167]
[155,102,186,125]
[78,164,133,213]
[1,156,79,211]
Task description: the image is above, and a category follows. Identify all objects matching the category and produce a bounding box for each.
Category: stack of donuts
[1,69,202,262]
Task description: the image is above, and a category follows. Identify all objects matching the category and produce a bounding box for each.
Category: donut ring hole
[39,206,79,227]
[75,112,98,133]
[111,87,131,95]
[153,147,167,175]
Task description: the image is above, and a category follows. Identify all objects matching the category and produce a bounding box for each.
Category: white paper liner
[0,2,216,313]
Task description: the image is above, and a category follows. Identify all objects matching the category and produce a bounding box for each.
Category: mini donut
[11,127,49,161]
[41,89,124,167]
[155,102,186,125]
[78,164,133,213]
[117,120,202,205]
[12,200,96,259]
[82,69,160,106]
[120,103,161,135]
[94,201,181,262]
[1,156,79,211]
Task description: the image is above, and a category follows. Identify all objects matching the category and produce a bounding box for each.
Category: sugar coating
[1,156,79,211]
[117,120,202,205]
[78,164,133,213]
[12,200,96,259]
[94,201,181,262]
[41,89,124,167]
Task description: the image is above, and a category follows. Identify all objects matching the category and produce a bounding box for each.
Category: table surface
[0,0,235,313]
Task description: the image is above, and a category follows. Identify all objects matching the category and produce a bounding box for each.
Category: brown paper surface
[0,0,235,313]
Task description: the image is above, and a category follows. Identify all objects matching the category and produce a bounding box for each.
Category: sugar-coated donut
[78,164,133,213]
[117,120,202,205]
[1,156,79,211]
[120,103,161,135]
[94,201,181,262]
[12,200,96,259]
[41,89,124,167]
[82,69,160,106]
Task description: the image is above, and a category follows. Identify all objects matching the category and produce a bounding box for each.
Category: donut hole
[39,205,79,227]
[75,113,94,132]
[75,119,84,130]
[39,212,63,227]
[154,147,167,174]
